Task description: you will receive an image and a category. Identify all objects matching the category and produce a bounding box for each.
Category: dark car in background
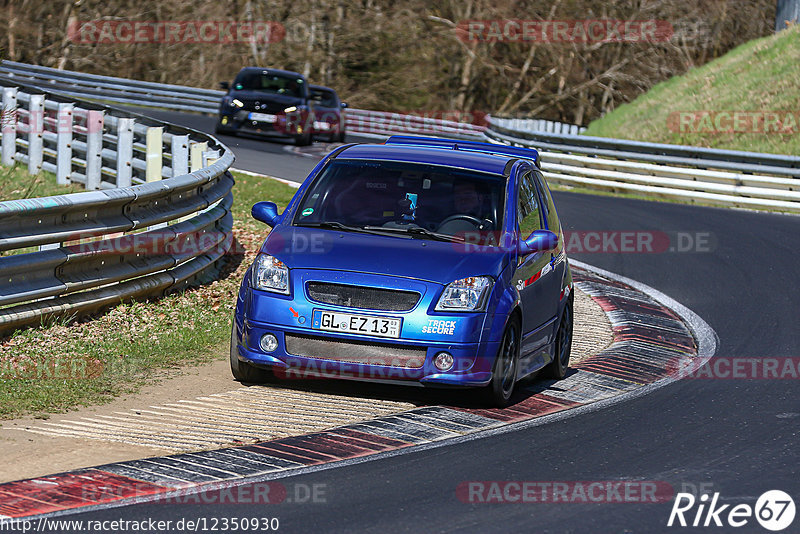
[309,84,347,143]
[217,67,314,145]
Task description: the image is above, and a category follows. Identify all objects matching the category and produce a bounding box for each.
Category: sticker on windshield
[302,208,314,216]
[401,193,418,221]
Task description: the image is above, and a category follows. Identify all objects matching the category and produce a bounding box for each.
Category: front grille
[306,282,420,312]
[285,334,426,368]
[243,100,287,114]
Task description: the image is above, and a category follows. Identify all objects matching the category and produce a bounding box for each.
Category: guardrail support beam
[56,103,73,185]
[190,141,208,171]
[145,126,163,182]
[85,110,104,190]
[116,118,134,188]
[27,94,44,175]
[202,149,220,168]
[1,87,18,166]
[171,134,189,177]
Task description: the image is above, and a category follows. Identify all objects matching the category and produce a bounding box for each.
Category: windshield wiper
[297,221,410,237]
[362,225,465,243]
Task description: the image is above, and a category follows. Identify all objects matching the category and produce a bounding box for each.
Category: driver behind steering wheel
[437,181,493,235]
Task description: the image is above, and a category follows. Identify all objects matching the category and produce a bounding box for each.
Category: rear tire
[544,299,573,379]
[483,317,520,407]
[229,320,272,383]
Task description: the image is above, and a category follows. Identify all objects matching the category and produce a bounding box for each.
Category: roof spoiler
[384,135,540,168]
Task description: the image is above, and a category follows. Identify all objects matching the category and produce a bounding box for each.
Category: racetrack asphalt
[64,109,800,533]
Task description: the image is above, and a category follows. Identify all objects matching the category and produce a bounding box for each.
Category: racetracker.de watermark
[668,357,800,380]
[78,481,326,504]
[67,20,285,44]
[456,481,674,503]
[453,231,715,254]
[667,111,800,135]
[456,19,674,43]
[0,108,105,134]
[0,356,103,380]
[62,229,240,259]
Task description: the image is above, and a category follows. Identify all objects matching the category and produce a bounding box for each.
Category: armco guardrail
[489,117,585,136]
[0,61,486,140]
[344,108,485,140]
[0,61,222,114]
[4,61,797,214]
[487,116,800,213]
[0,78,235,335]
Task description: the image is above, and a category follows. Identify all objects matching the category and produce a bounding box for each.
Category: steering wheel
[437,214,485,231]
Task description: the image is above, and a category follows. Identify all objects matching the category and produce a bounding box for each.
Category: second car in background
[309,84,347,143]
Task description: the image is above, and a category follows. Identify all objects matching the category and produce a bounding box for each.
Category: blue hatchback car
[231,136,573,406]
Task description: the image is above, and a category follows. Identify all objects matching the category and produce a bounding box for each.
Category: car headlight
[435,276,493,311]
[231,98,244,108]
[251,254,290,294]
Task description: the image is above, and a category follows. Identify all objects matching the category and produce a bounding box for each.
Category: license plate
[312,310,402,339]
[249,112,277,122]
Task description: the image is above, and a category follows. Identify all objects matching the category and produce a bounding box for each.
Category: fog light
[434,352,454,371]
[260,334,278,353]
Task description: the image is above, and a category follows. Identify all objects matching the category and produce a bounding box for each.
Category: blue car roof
[336,136,539,176]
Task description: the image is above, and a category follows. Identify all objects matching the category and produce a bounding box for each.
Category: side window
[533,171,560,234]
[517,171,542,237]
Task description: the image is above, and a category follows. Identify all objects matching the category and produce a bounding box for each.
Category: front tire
[215,123,235,137]
[294,131,312,146]
[544,299,573,379]
[230,320,272,383]
[483,317,520,407]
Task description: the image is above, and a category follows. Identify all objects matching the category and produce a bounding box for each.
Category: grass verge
[0,170,296,420]
[585,26,800,155]
[0,164,83,202]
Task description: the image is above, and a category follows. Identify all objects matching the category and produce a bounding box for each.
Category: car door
[512,170,556,359]
[531,170,563,337]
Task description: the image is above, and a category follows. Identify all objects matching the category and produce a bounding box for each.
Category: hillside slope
[585,26,800,155]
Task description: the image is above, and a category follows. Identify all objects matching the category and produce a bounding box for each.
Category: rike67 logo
[668,490,795,531]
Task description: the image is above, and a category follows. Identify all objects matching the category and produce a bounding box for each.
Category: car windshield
[233,72,304,97]
[294,159,506,241]
[311,89,338,108]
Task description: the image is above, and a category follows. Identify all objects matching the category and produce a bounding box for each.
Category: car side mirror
[340,102,348,109]
[519,230,558,255]
[252,201,280,227]
[219,81,230,91]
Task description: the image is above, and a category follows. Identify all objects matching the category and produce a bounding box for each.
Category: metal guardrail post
[116,118,134,188]
[190,141,207,172]
[85,110,104,190]
[202,149,220,168]
[27,94,44,175]
[171,134,189,177]
[1,87,17,166]
[56,102,73,185]
[145,126,163,182]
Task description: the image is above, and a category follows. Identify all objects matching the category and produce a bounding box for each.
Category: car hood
[260,225,509,285]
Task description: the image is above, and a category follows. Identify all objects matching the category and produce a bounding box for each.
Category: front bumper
[219,110,308,138]
[234,270,501,387]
